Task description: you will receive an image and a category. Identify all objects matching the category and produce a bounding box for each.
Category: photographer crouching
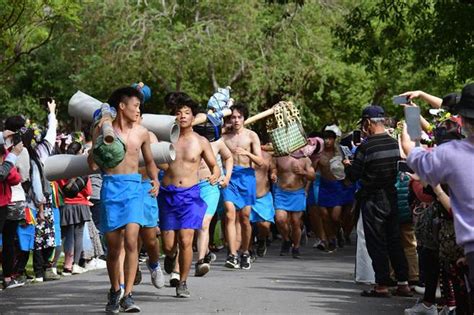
[402,83,474,308]
[343,105,411,297]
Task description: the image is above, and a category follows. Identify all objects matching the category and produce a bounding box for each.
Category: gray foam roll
[68,91,102,121]
[45,142,176,181]
[141,114,179,144]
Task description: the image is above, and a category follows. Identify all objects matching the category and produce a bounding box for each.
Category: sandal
[392,288,414,297]
[360,289,391,298]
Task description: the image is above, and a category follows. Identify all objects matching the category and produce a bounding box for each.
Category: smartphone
[404,106,422,142]
[397,160,414,174]
[39,97,53,108]
[393,95,409,105]
[352,130,361,144]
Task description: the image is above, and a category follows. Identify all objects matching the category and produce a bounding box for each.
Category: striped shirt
[346,133,400,190]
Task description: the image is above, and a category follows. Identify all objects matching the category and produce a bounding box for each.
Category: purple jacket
[407,137,474,254]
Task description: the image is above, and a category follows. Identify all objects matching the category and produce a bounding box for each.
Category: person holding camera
[344,105,411,298]
[402,83,474,309]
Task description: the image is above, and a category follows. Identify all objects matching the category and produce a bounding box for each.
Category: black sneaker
[249,250,257,263]
[3,278,25,290]
[280,240,292,256]
[203,252,213,264]
[194,259,210,277]
[292,247,301,259]
[240,253,251,270]
[164,253,177,274]
[224,255,240,269]
[316,240,327,251]
[105,288,121,314]
[170,272,180,287]
[120,293,141,313]
[257,239,267,257]
[133,269,142,285]
[326,240,337,253]
[176,281,191,298]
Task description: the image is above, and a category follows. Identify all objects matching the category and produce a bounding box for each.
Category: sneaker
[404,299,437,315]
[195,259,210,277]
[414,285,425,295]
[62,268,72,276]
[138,252,148,263]
[316,240,327,251]
[120,293,141,313]
[164,253,177,274]
[203,252,215,264]
[292,247,301,259]
[249,250,257,263]
[72,264,87,275]
[240,253,251,270]
[257,239,267,257]
[170,272,180,287]
[280,240,292,256]
[44,267,61,281]
[146,259,165,289]
[326,240,337,253]
[95,258,107,269]
[224,255,240,269]
[105,288,121,314]
[134,269,142,285]
[32,276,44,283]
[3,278,25,289]
[300,226,308,246]
[85,259,98,271]
[176,281,191,298]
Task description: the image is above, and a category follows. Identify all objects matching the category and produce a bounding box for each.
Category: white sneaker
[414,285,425,295]
[170,272,180,288]
[312,239,322,248]
[146,259,165,289]
[85,259,98,271]
[72,264,87,275]
[404,299,437,315]
[33,277,44,283]
[95,258,107,269]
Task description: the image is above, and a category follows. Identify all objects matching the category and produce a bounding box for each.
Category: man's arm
[141,130,159,194]
[303,158,316,181]
[234,131,264,167]
[400,90,442,109]
[201,137,220,185]
[218,139,233,188]
[270,157,278,183]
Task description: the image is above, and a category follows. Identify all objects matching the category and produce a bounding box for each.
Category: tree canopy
[0,0,472,133]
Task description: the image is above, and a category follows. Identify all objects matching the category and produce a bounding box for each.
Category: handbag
[266,102,307,157]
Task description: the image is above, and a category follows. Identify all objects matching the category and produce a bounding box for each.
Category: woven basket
[266,101,307,157]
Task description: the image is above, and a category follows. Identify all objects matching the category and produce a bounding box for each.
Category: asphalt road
[0,239,416,314]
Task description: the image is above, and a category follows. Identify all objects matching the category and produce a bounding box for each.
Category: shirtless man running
[273,154,315,258]
[89,86,159,313]
[158,92,220,298]
[222,104,264,270]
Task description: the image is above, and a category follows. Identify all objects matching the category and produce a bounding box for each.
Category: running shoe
[279,240,292,256]
[204,252,217,263]
[292,247,301,259]
[133,268,142,285]
[257,239,267,257]
[224,255,240,269]
[249,250,257,263]
[120,293,141,313]
[195,259,210,277]
[105,288,121,314]
[240,253,251,270]
[326,240,337,253]
[176,281,191,298]
[3,278,25,290]
[170,272,180,287]
[146,259,165,289]
[404,299,437,315]
[44,267,61,281]
[337,228,345,248]
[164,253,177,274]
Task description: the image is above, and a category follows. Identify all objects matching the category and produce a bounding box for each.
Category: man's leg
[197,215,213,261]
[161,230,178,274]
[275,210,290,241]
[140,227,160,265]
[289,212,303,250]
[398,223,419,284]
[122,223,140,296]
[239,206,252,253]
[177,229,194,283]
[224,202,238,256]
[105,229,125,292]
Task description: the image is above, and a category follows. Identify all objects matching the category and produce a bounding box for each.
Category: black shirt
[346,133,400,190]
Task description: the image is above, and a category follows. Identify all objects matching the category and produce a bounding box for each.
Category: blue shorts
[222,166,256,210]
[273,185,306,212]
[100,174,144,234]
[199,180,221,217]
[52,207,62,246]
[318,177,346,208]
[250,192,275,223]
[158,184,207,231]
[142,180,159,228]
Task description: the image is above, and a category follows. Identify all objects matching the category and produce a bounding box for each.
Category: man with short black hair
[345,105,411,298]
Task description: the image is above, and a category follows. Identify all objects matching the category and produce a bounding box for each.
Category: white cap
[324,124,342,137]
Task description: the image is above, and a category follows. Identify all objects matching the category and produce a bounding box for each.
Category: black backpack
[61,176,88,198]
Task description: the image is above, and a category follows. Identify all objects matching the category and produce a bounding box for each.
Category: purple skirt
[158,184,207,231]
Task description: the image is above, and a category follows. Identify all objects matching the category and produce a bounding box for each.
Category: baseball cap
[455,83,474,118]
[361,105,385,119]
[323,124,342,137]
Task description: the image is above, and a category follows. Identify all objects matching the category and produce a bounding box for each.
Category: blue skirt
[250,191,275,223]
[273,185,306,212]
[307,174,321,207]
[317,177,345,208]
[222,166,256,210]
[158,184,207,231]
[142,179,159,228]
[199,180,221,217]
[100,174,144,234]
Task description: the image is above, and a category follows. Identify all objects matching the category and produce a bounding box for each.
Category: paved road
[0,239,416,314]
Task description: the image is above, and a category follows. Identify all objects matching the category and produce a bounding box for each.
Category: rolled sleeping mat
[100,103,116,144]
[141,114,180,144]
[44,142,176,181]
[69,91,179,143]
[68,91,102,121]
